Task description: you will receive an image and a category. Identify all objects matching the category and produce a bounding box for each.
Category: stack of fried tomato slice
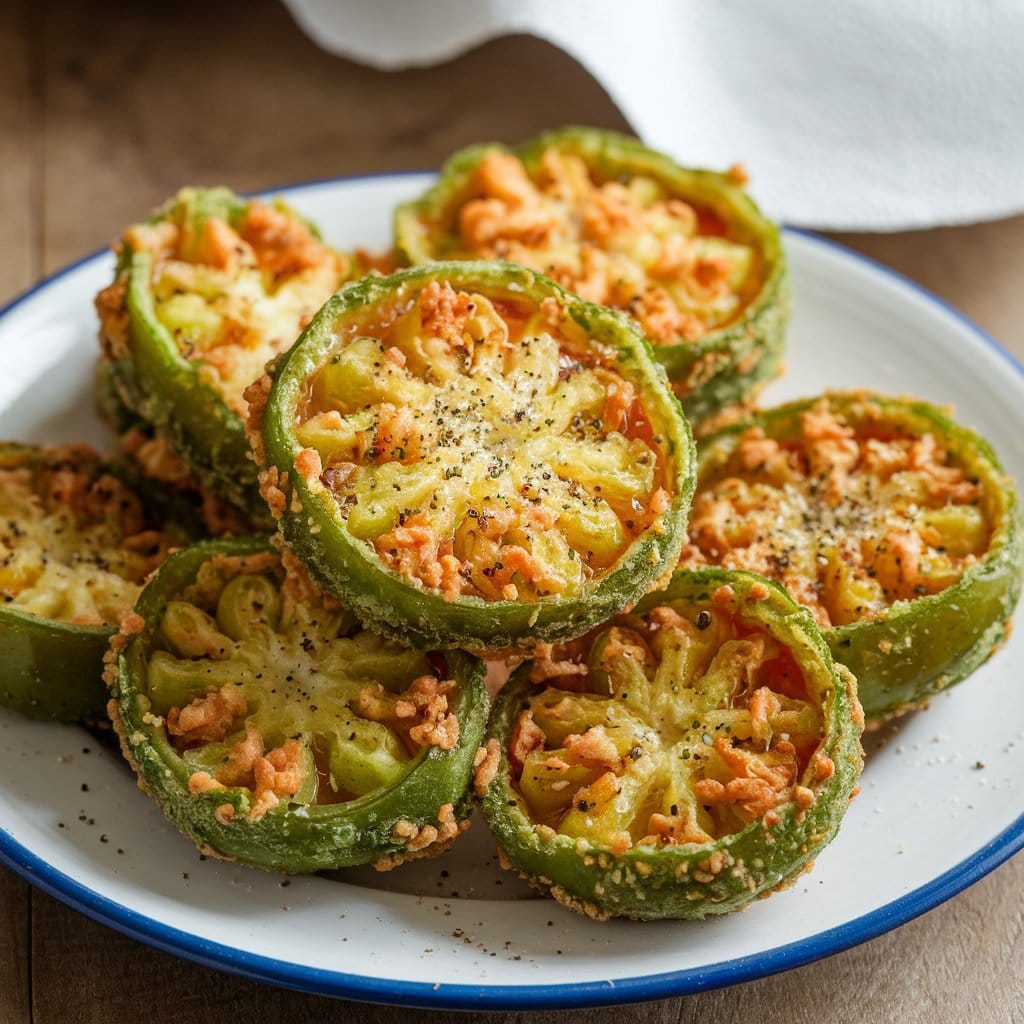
[395,127,788,429]
[107,538,488,871]
[682,392,1023,723]
[0,443,182,720]
[478,568,863,920]
[94,359,255,538]
[249,261,696,651]
[95,187,352,525]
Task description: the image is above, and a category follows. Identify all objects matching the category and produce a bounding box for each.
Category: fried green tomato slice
[107,537,488,872]
[0,443,181,720]
[394,127,788,429]
[681,392,1023,724]
[477,568,863,920]
[249,261,695,651]
[94,187,351,515]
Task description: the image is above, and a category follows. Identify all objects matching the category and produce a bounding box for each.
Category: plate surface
[0,175,1022,1011]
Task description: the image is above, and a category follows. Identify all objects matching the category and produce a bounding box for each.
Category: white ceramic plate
[1,175,1022,1011]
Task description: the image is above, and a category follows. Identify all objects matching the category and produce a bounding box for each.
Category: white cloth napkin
[283,0,1024,231]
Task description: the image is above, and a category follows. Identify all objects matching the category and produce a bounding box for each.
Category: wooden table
[2,3,1022,1021]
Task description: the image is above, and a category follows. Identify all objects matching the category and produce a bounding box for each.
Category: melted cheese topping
[295,281,672,603]
[422,148,761,346]
[125,194,346,414]
[513,598,825,851]
[682,400,991,627]
[0,447,175,626]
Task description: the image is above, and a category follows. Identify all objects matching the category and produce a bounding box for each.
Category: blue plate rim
[0,172,1021,1011]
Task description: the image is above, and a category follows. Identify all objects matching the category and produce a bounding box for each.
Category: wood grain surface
[0,7,38,1021]
[1,3,1022,1022]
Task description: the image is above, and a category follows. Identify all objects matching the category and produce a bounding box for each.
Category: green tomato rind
[0,606,112,721]
[108,537,489,872]
[697,393,1024,724]
[393,126,789,428]
[119,242,266,517]
[260,260,696,651]
[480,568,863,920]
[98,187,338,524]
